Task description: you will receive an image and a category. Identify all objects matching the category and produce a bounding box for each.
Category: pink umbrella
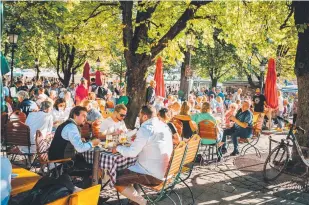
[95,71,102,86]
[264,58,278,109]
[154,57,165,98]
[83,61,91,87]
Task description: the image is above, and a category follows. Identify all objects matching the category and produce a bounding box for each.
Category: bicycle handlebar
[277,116,306,134]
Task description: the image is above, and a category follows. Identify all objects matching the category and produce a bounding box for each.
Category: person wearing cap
[75,78,89,106]
[145,80,156,105]
[252,88,267,113]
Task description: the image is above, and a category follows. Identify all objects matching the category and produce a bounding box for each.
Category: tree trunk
[36,65,40,81]
[180,50,190,99]
[125,56,151,129]
[211,78,218,87]
[294,1,309,148]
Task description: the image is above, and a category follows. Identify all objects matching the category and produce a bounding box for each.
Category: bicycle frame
[268,122,309,172]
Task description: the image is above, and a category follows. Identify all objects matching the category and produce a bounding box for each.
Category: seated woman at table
[82,100,102,124]
[48,106,100,161]
[99,104,128,139]
[191,102,222,141]
[52,98,68,127]
[158,108,180,145]
[19,101,54,154]
[173,101,197,140]
[225,103,237,128]
[113,105,173,205]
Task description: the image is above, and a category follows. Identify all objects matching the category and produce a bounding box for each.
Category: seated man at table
[220,100,253,156]
[113,105,173,205]
[48,106,100,161]
[99,104,128,138]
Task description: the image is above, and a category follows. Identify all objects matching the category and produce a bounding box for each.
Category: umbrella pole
[267,108,272,130]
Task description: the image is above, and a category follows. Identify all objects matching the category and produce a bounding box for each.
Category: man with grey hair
[16,90,38,116]
[220,100,253,157]
[232,88,242,102]
[19,101,53,153]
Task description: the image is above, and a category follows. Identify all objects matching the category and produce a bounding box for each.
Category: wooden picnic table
[11,165,41,196]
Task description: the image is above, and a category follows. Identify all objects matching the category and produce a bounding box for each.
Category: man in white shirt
[232,88,242,102]
[99,104,128,138]
[113,105,173,205]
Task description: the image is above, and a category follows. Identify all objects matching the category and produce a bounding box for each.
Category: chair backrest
[1,112,8,128]
[5,121,31,146]
[106,100,114,109]
[102,110,113,119]
[35,130,49,162]
[10,110,27,123]
[170,118,183,136]
[80,123,91,138]
[253,113,265,136]
[46,185,101,205]
[92,120,102,138]
[165,141,187,178]
[198,120,217,140]
[183,134,201,165]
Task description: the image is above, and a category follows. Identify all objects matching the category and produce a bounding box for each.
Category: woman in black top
[158,108,180,146]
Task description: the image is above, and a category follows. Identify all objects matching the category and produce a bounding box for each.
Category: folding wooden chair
[240,112,265,157]
[5,121,33,167]
[46,185,101,205]
[176,134,201,205]
[198,120,223,164]
[9,110,27,123]
[137,141,187,205]
[35,130,72,177]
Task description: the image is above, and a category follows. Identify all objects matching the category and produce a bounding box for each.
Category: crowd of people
[1,75,299,205]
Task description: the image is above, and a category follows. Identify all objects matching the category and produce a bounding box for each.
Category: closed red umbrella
[95,71,102,86]
[83,61,91,87]
[154,57,165,98]
[264,58,278,109]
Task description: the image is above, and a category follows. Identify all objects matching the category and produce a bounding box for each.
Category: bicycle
[263,116,309,190]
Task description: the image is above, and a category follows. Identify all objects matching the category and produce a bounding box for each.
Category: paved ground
[103,132,309,205]
[8,130,309,205]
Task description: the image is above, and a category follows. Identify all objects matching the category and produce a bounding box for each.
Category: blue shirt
[234,109,253,138]
[61,121,92,153]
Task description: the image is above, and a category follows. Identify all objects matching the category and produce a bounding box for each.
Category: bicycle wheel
[263,145,289,181]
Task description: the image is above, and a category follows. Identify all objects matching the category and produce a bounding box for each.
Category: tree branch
[120,1,134,61]
[131,1,159,53]
[280,3,294,30]
[151,1,212,57]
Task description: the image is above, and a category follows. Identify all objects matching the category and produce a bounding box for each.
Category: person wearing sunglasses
[225,103,238,128]
[99,104,128,138]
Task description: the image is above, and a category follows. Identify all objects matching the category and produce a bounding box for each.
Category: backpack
[170,118,183,136]
[90,83,98,92]
[21,174,74,205]
[97,87,107,99]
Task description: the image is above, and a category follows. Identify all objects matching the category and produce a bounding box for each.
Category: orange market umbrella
[154,57,165,98]
[264,58,278,109]
[83,61,91,87]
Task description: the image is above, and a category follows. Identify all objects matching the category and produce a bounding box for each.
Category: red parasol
[264,58,278,109]
[83,61,91,87]
[154,57,165,98]
[95,70,102,86]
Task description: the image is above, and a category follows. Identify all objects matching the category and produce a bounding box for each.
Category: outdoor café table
[11,165,41,196]
[82,147,137,187]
